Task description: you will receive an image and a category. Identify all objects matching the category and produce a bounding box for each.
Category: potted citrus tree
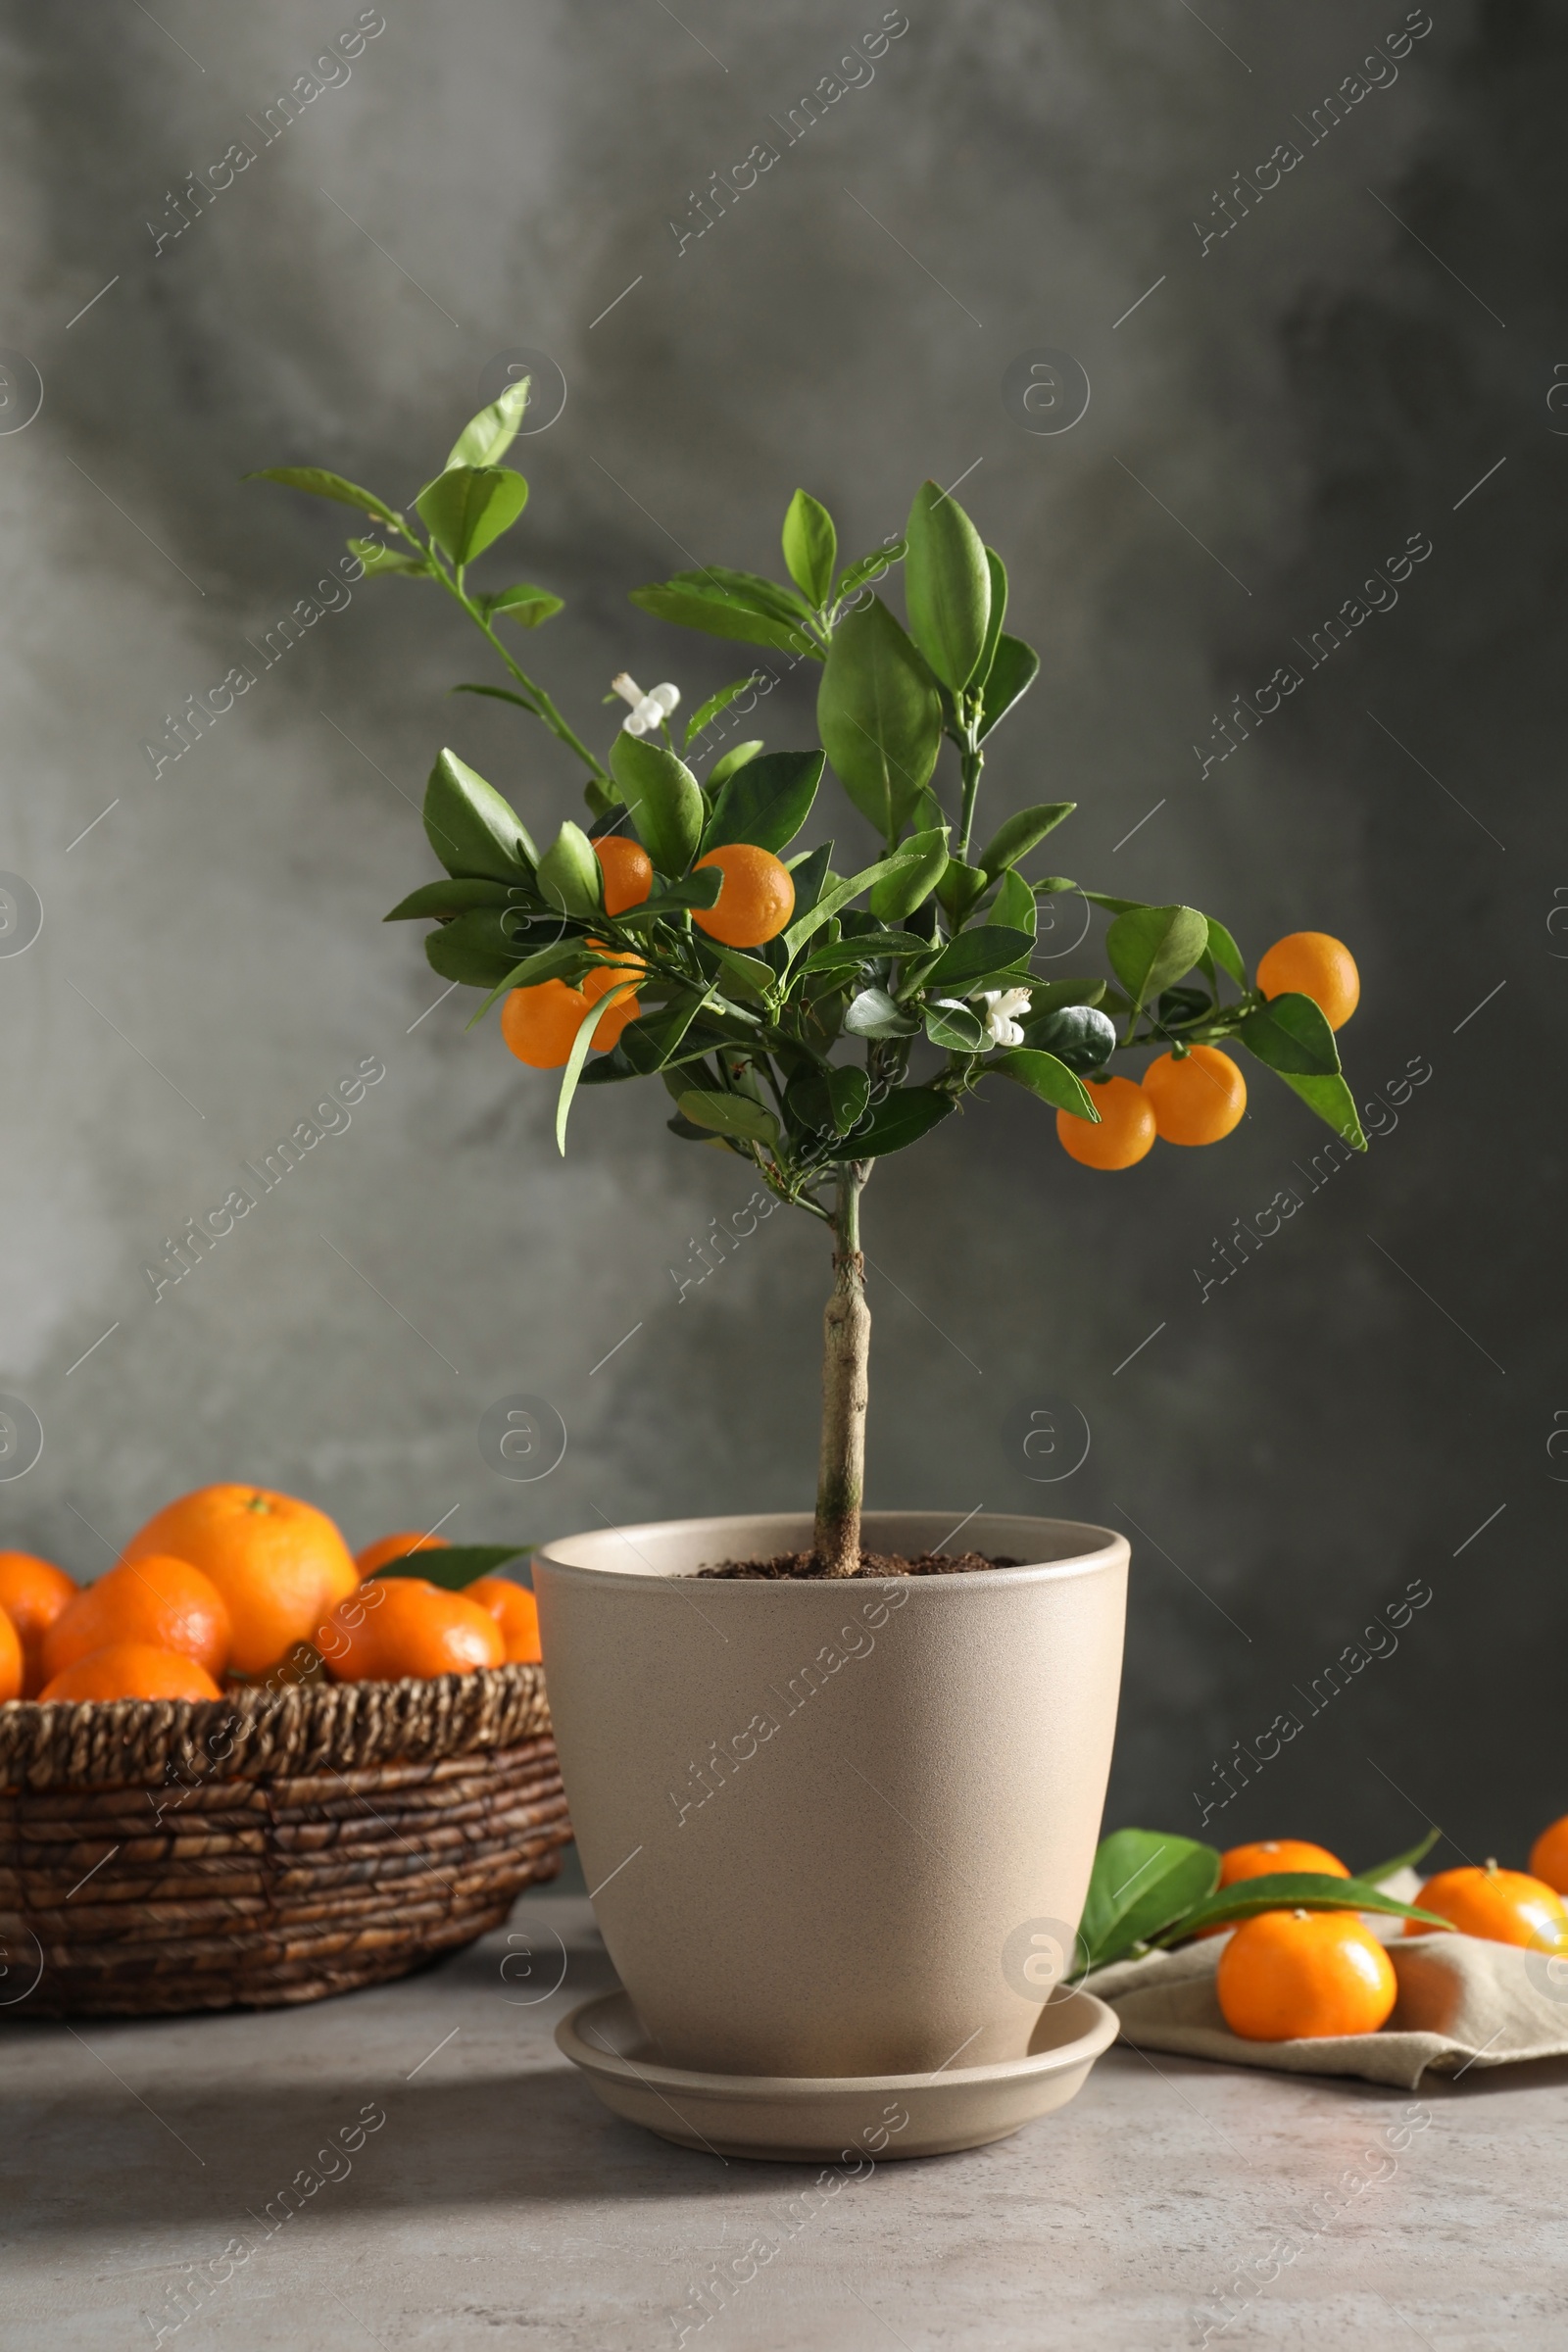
[255,385,1366,2130]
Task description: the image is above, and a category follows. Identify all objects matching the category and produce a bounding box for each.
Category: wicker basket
[0,1664,571,2018]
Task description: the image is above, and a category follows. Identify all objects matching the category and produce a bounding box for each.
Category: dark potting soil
[694,1550,1022,1580]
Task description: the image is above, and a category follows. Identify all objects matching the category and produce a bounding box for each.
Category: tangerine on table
[356,1530,451,1578]
[0,1607,22,1705]
[39,1642,223,1703]
[1404,1861,1568,1950]
[1191,1838,1351,1937]
[692,843,795,949]
[1528,1815,1568,1895]
[500,952,644,1070]
[1256,931,1360,1030]
[466,1575,542,1664]
[40,1554,231,1687]
[1143,1046,1248,1147]
[320,1578,504,1683]
[593,834,654,915]
[1216,1908,1397,2040]
[121,1486,360,1677]
[1055,1075,1155,1170]
[0,1551,78,1695]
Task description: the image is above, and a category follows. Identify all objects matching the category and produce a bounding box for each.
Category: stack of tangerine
[0,1488,540,1705]
[1204,1835,1568,2040]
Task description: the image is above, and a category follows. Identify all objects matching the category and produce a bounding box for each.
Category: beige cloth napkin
[1086,1931,1568,2089]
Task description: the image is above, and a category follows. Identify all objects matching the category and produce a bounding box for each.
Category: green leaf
[925,1000,987,1052]
[1020,1004,1116,1071]
[415,466,529,565]
[868,826,949,922]
[1237,991,1342,1077]
[1079,1830,1220,1970]
[1154,1873,1452,1947]
[935,858,989,926]
[1105,904,1209,1015]
[784,840,834,924]
[370,1542,533,1588]
[804,930,930,972]
[246,466,401,525]
[710,948,775,1000]
[1028,977,1107,1013]
[978,802,1076,879]
[816,596,944,842]
[384,878,520,921]
[1275,1069,1369,1151]
[672,566,814,627]
[1080,892,1147,915]
[479,582,563,629]
[611,734,704,876]
[423,748,538,880]
[833,539,906,605]
[450,682,540,717]
[630,581,819,659]
[424,918,523,990]
[446,376,532,469]
[605,992,712,1075]
[844,986,921,1040]
[977,634,1040,739]
[782,489,837,609]
[992,1048,1100,1122]
[1206,917,1246,988]
[702,750,823,856]
[616,867,724,925]
[537,820,603,918]
[706,739,764,788]
[975,549,1007,692]
[677,1089,779,1147]
[347,536,428,577]
[557,988,629,1153]
[781,848,928,957]
[904,480,992,694]
[921,926,1035,991]
[827,1064,870,1135]
[825,1086,954,1158]
[1356,1828,1442,1886]
[685,678,762,749]
[990,867,1036,938]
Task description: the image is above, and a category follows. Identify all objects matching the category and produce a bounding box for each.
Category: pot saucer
[555,1987,1119,2162]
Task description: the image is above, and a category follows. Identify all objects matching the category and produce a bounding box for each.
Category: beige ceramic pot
[533,1511,1128,2081]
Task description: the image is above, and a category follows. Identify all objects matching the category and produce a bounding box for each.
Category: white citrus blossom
[612,671,680,737]
[977,987,1032,1048]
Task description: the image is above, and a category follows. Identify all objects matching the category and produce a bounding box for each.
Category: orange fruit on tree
[1143,1046,1247,1146]
[692,843,795,948]
[466,1575,542,1664]
[1192,1838,1351,1937]
[319,1578,504,1683]
[1216,1908,1397,2040]
[1056,1075,1155,1170]
[1255,931,1359,1030]
[0,1607,22,1704]
[593,834,654,915]
[500,950,644,1069]
[121,1487,359,1677]
[1528,1815,1568,1895]
[39,1642,223,1704]
[356,1530,451,1578]
[0,1552,78,1696]
[1403,1861,1568,1950]
[40,1555,231,1688]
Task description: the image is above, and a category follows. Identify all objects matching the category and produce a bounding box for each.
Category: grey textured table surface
[6,1891,1565,2351]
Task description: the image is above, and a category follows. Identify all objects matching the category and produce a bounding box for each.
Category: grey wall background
[1,0,1559,1867]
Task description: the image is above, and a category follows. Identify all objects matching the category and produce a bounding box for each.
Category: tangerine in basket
[39,1643,223,1703]
[320,1578,504,1683]
[1216,1908,1397,2040]
[466,1575,542,1664]
[1192,1838,1351,1937]
[355,1530,451,1578]
[0,1552,77,1695]
[1403,1861,1568,1950]
[0,1607,22,1704]
[1142,1046,1248,1147]
[692,843,795,948]
[121,1486,360,1676]
[1528,1815,1568,1895]
[1056,1075,1155,1171]
[40,1555,230,1687]
[1255,931,1360,1031]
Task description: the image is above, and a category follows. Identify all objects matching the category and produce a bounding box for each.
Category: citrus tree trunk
[813,1163,871,1576]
